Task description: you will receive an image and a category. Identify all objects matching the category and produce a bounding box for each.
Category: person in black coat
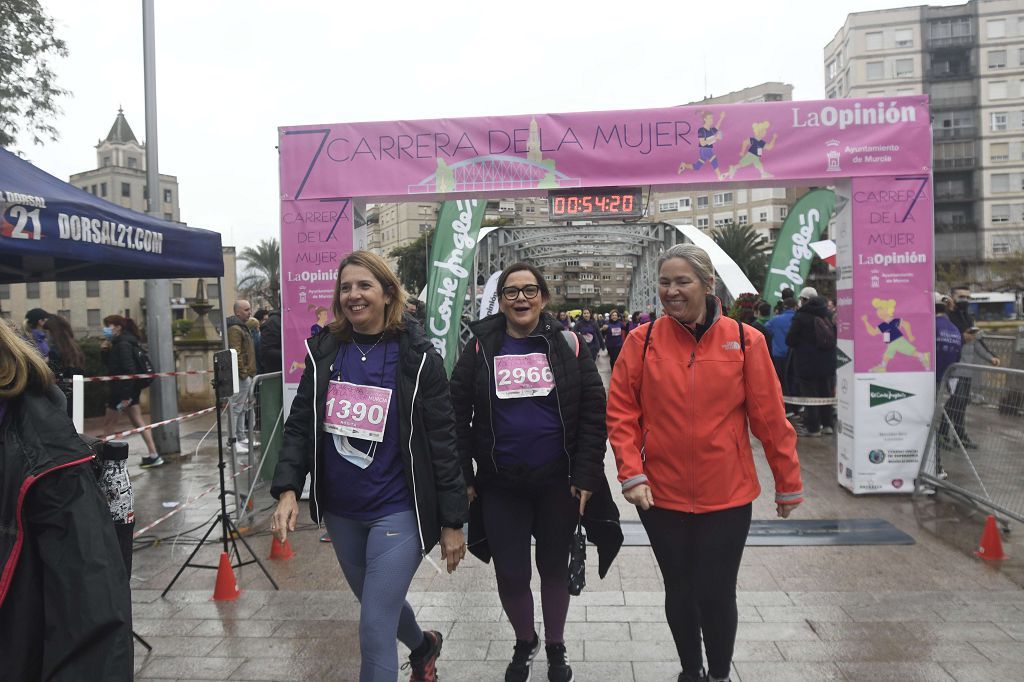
[449,262,621,682]
[0,319,133,681]
[101,314,160,466]
[260,309,283,373]
[785,295,837,436]
[270,251,467,682]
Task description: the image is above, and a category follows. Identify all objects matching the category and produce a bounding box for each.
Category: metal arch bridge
[407,155,582,194]
[471,222,684,317]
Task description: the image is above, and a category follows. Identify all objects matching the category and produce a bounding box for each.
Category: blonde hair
[872,298,896,317]
[752,120,771,137]
[328,250,408,339]
[0,318,54,399]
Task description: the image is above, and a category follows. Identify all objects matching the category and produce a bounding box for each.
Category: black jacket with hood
[785,295,837,380]
[102,332,144,403]
[270,316,468,554]
[450,312,622,577]
[0,386,133,681]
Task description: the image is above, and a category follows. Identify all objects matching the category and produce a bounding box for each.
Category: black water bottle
[95,440,135,574]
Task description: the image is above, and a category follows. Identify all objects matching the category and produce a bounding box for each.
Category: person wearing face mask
[606,244,803,682]
[100,314,161,467]
[271,251,467,682]
[450,263,620,682]
[573,308,602,359]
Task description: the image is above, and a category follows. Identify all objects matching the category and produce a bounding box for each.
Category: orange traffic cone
[212,551,242,601]
[268,536,295,560]
[975,515,1008,561]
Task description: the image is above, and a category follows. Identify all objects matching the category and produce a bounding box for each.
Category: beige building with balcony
[649,83,808,251]
[0,109,237,337]
[824,0,1024,267]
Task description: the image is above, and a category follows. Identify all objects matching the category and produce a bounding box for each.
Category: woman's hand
[440,527,466,574]
[570,486,592,515]
[777,501,801,519]
[467,486,477,504]
[623,484,653,510]
[271,491,299,543]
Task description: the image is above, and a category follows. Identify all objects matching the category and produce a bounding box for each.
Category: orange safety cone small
[268,536,296,560]
[975,515,1008,561]
[212,551,242,601]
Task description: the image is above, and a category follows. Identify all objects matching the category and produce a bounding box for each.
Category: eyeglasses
[501,285,541,301]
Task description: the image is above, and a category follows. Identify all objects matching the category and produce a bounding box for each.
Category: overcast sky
[17,0,963,253]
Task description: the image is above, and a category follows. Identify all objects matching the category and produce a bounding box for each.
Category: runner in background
[100,314,161,468]
[574,308,602,360]
[603,309,628,371]
[43,314,85,418]
[556,310,571,331]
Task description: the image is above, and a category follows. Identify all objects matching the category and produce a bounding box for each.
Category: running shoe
[233,440,249,454]
[822,426,835,435]
[505,632,540,682]
[545,642,574,682]
[404,630,443,682]
[140,455,164,468]
[677,670,707,682]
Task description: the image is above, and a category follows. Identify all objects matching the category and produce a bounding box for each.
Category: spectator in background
[0,319,134,680]
[935,293,965,475]
[947,285,975,333]
[24,308,50,357]
[226,300,257,453]
[765,298,798,415]
[785,295,837,437]
[248,317,264,374]
[797,286,818,309]
[774,288,795,315]
[43,315,85,418]
[405,298,426,324]
[260,309,282,373]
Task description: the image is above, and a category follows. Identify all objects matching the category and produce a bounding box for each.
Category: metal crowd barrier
[914,362,1024,525]
[233,371,284,527]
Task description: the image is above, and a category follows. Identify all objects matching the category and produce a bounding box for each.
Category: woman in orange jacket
[606,244,803,682]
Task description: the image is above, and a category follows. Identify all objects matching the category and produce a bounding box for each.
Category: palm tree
[237,238,280,308]
[710,222,771,294]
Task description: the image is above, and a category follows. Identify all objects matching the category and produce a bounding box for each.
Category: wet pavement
[99,357,1024,681]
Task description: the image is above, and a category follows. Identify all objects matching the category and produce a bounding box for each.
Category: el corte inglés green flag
[762,188,835,308]
[425,199,486,375]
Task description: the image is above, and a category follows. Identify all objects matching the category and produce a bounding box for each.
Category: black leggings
[640,503,752,679]
[480,480,577,644]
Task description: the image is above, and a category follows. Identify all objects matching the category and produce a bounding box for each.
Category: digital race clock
[548,187,644,220]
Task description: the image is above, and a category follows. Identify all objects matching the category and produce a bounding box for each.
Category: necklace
[353,335,384,362]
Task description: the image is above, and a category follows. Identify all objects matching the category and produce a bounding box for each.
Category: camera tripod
[162,353,278,597]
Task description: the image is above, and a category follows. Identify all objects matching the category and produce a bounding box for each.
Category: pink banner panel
[279,97,932,202]
[851,175,934,374]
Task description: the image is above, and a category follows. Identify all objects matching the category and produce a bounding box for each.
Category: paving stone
[228,657,335,681]
[732,661,843,680]
[757,605,852,622]
[776,640,987,663]
[131,635,222,657]
[969,640,1024,662]
[137,656,245,680]
[941,661,1024,681]
[189,619,280,638]
[836,662,956,681]
[207,635,310,658]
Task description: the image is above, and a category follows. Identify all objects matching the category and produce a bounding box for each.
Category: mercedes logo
[885,411,902,426]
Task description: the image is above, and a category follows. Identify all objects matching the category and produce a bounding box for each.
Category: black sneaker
[677,670,707,682]
[140,455,164,468]
[545,642,573,682]
[403,630,442,681]
[505,632,540,682]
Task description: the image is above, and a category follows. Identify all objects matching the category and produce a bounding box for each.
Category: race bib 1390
[494,353,555,399]
[323,381,392,442]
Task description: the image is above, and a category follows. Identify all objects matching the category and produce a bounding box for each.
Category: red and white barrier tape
[132,463,253,539]
[69,369,213,383]
[100,406,217,442]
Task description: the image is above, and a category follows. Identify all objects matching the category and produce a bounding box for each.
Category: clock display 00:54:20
[551,193,636,216]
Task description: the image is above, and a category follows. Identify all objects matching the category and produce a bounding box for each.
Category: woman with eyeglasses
[450,262,619,682]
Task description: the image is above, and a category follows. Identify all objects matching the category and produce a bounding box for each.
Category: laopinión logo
[869,384,914,407]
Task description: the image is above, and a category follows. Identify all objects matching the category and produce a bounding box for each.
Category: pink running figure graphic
[679,111,726,180]
[726,120,778,179]
[861,298,930,373]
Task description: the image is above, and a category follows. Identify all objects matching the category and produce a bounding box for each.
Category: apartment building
[0,110,237,335]
[649,83,807,249]
[824,0,1024,267]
